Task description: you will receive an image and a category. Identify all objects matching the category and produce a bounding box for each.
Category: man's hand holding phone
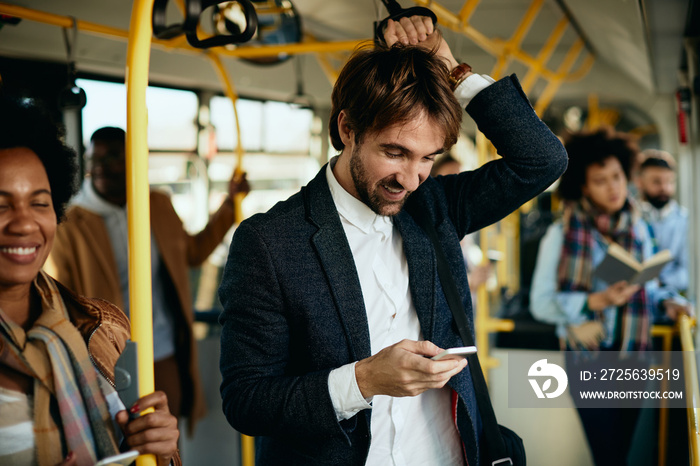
[355,339,469,399]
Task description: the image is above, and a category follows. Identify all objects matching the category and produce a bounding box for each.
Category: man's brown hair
[329,43,462,152]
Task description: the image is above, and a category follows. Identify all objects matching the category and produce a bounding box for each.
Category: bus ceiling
[0,0,697,140]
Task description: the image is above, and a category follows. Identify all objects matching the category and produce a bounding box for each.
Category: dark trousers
[576,406,641,466]
[565,351,643,466]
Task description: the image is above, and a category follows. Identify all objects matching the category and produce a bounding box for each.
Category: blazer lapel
[393,210,436,342]
[304,167,372,361]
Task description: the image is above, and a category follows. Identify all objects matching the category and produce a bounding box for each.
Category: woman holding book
[529,127,689,466]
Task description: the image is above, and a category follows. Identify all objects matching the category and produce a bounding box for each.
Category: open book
[593,243,672,285]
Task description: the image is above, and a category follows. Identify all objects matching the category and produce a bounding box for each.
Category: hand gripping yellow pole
[125,1,157,465]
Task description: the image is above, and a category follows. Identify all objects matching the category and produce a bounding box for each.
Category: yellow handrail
[490,0,544,80]
[411,0,594,85]
[679,315,700,465]
[208,53,246,223]
[520,16,568,92]
[125,0,157,465]
[651,324,676,466]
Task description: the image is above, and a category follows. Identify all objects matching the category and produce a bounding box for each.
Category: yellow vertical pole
[125,1,157,465]
[658,328,673,466]
[474,132,492,382]
[586,93,600,130]
[679,316,700,464]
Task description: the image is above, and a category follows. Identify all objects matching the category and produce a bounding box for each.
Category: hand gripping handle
[373,0,438,47]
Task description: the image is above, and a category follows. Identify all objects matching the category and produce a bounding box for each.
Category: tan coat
[45,190,235,435]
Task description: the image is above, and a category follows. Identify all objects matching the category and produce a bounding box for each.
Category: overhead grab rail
[152,0,258,47]
[0,3,361,57]
[413,0,595,99]
[0,1,593,89]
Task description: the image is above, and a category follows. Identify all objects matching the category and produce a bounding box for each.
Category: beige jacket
[45,190,235,434]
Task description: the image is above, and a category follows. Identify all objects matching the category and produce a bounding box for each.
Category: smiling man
[218,17,567,466]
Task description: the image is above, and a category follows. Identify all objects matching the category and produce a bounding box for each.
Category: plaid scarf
[0,271,120,466]
[557,198,650,351]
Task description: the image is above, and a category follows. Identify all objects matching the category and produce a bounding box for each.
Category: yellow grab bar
[125,0,156,465]
[208,53,245,223]
[679,315,700,465]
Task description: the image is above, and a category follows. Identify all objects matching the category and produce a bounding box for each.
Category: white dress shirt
[325,73,493,465]
[325,163,463,466]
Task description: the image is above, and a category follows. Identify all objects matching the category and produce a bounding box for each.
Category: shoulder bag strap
[409,202,512,466]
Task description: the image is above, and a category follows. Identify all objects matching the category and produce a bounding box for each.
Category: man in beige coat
[45,127,248,436]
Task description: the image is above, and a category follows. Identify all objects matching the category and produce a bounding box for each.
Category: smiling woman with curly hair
[0,93,181,466]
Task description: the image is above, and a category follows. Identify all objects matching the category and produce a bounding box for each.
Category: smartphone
[94,450,139,466]
[431,346,477,361]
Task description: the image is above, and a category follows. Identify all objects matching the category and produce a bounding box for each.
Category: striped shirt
[0,386,35,465]
[0,374,124,464]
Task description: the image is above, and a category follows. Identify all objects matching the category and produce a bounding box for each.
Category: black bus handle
[186,0,258,48]
[153,0,258,48]
[152,0,198,40]
[374,0,438,47]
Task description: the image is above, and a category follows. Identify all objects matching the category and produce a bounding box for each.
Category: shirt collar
[640,198,677,222]
[326,157,393,236]
[71,178,125,216]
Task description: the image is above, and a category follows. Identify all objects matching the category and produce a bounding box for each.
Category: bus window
[210,96,263,151]
[149,153,209,233]
[208,153,319,219]
[210,95,314,154]
[262,101,313,153]
[78,78,198,151]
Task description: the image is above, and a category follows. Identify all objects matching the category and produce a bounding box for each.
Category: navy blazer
[219,75,568,465]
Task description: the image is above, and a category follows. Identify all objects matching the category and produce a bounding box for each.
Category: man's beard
[349,145,411,216]
[645,192,671,209]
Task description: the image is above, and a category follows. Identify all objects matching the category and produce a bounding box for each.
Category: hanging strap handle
[186,0,258,48]
[58,17,87,110]
[373,0,437,47]
[152,0,258,47]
